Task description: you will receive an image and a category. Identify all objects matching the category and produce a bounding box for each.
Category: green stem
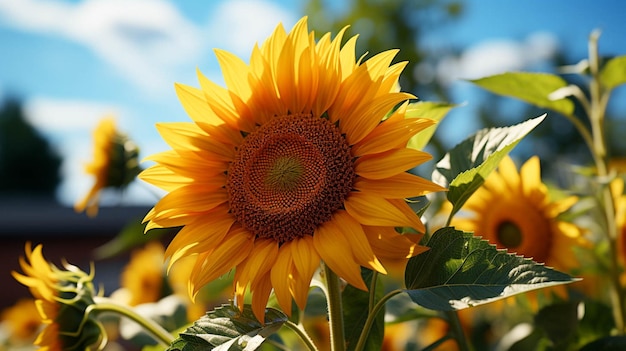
[323,263,345,351]
[368,271,379,313]
[421,334,454,351]
[587,30,626,334]
[92,297,175,346]
[445,311,470,351]
[284,320,319,351]
[354,289,402,351]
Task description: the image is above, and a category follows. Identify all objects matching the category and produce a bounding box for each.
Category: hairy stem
[587,30,626,334]
[323,263,345,351]
[284,320,319,351]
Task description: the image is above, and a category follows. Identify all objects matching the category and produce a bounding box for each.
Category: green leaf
[432,115,544,218]
[599,55,626,91]
[405,101,456,151]
[470,72,574,116]
[534,302,580,349]
[342,269,384,351]
[166,304,287,351]
[404,227,577,311]
[580,336,626,351]
[93,218,177,259]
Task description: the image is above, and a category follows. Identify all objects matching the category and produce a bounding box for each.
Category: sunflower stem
[368,271,379,312]
[587,30,626,334]
[284,320,319,351]
[354,289,402,351]
[91,296,175,346]
[322,263,346,351]
[445,311,470,351]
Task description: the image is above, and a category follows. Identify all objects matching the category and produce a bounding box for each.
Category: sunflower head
[452,156,588,272]
[141,16,445,321]
[120,241,169,306]
[1,298,42,345]
[75,117,141,217]
[12,243,105,351]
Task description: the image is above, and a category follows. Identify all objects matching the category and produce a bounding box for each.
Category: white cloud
[437,32,559,85]
[24,97,120,133]
[0,0,203,95]
[207,0,298,59]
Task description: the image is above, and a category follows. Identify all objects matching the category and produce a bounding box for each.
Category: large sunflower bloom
[453,156,587,271]
[12,243,104,351]
[75,117,141,217]
[140,17,445,320]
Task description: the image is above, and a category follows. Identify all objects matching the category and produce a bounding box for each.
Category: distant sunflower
[140,16,445,320]
[453,156,586,271]
[120,241,166,306]
[12,243,104,351]
[75,117,141,217]
[1,298,41,345]
[118,241,209,321]
[612,178,626,266]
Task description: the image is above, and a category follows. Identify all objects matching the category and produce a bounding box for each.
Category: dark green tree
[0,98,62,197]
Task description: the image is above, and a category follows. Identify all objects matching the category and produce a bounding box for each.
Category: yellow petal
[174,83,224,126]
[152,185,228,220]
[333,210,386,274]
[354,172,446,198]
[270,246,294,314]
[362,226,428,259]
[139,165,191,192]
[545,195,578,218]
[341,92,414,145]
[164,207,236,267]
[352,105,435,156]
[290,236,320,309]
[519,155,549,205]
[234,239,278,306]
[146,150,228,180]
[344,192,424,231]
[189,228,253,296]
[196,69,255,132]
[250,272,273,322]
[355,148,432,180]
[214,49,252,101]
[553,220,583,239]
[497,156,521,191]
[156,122,234,161]
[313,218,367,290]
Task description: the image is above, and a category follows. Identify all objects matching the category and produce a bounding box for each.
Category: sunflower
[452,156,586,272]
[12,243,104,351]
[120,241,167,306]
[75,117,141,217]
[118,241,210,321]
[612,178,626,266]
[1,298,41,345]
[140,16,445,320]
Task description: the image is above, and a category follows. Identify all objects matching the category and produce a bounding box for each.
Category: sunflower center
[496,220,523,248]
[265,156,305,191]
[227,114,354,244]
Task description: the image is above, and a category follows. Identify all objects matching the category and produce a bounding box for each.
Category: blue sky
[0,0,625,207]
